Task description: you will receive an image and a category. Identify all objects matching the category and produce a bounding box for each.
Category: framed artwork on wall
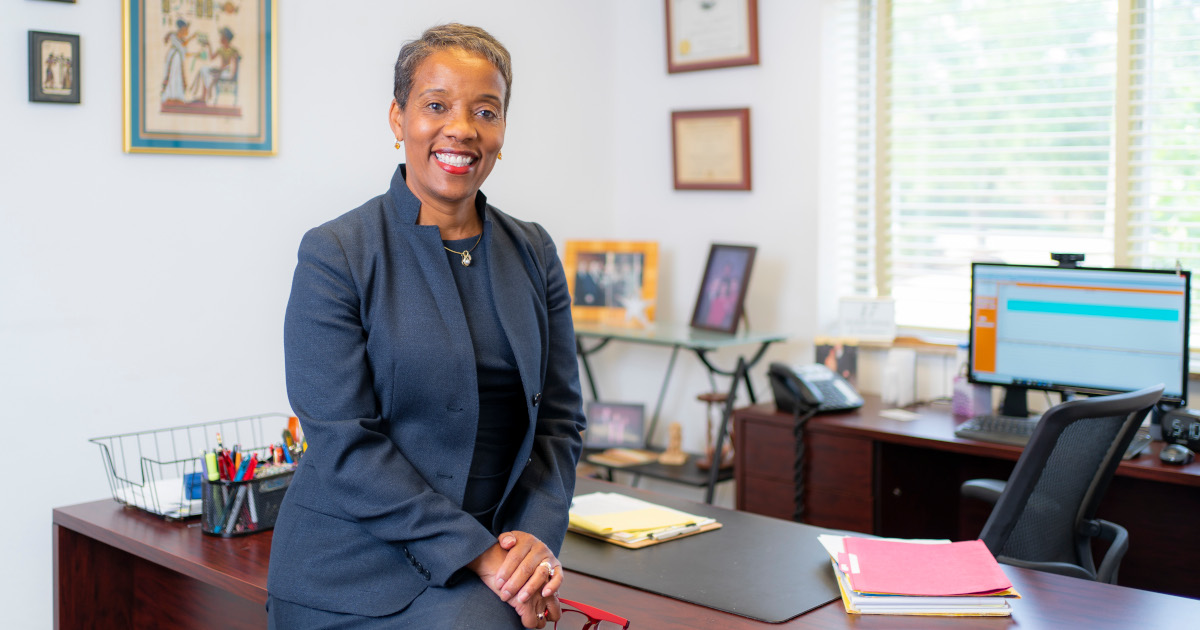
[29,31,80,104]
[665,0,760,73]
[122,0,278,155]
[690,243,756,334]
[563,241,659,328]
[671,108,752,190]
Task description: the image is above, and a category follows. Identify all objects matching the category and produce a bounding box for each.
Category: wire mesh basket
[89,413,294,520]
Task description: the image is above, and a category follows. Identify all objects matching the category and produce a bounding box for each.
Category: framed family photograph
[665,0,760,73]
[29,31,80,104]
[122,0,278,155]
[690,243,756,334]
[671,108,752,190]
[564,240,659,328]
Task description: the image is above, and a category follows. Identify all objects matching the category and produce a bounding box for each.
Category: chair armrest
[960,478,1007,505]
[996,555,1096,581]
[1090,518,1129,584]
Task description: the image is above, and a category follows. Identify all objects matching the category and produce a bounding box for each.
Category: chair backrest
[977,384,1163,578]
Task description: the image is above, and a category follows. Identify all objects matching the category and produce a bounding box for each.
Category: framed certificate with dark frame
[665,0,760,73]
[671,108,752,191]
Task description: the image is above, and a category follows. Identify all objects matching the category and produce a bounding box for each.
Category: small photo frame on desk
[690,243,757,334]
[564,240,659,328]
[665,0,760,73]
[671,108,752,190]
[29,31,80,104]
[584,402,646,450]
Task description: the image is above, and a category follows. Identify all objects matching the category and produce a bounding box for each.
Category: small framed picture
[29,31,80,104]
[671,108,752,190]
[690,243,757,334]
[563,240,659,328]
[584,402,646,450]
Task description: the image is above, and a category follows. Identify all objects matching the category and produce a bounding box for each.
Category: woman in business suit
[267,24,585,629]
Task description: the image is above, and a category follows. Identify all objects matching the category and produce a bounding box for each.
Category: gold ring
[536,610,546,620]
[539,560,555,578]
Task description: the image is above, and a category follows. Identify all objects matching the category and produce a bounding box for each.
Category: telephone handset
[768,362,864,415]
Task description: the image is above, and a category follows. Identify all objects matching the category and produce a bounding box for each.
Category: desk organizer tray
[89,413,293,520]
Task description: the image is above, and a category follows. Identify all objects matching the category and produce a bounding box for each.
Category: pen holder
[200,469,294,537]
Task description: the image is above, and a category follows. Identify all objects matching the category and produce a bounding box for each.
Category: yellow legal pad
[569,506,698,535]
[568,491,721,548]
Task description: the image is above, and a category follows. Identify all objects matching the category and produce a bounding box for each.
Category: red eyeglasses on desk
[554,597,630,629]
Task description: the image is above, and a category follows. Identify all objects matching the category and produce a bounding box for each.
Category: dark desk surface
[562,478,840,623]
[55,481,1200,630]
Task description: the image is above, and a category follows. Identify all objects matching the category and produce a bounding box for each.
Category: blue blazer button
[531,392,542,406]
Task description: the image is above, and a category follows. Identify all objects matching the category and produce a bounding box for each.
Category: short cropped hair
[393,23,513,114]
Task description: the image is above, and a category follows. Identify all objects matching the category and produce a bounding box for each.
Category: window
[833,0,1200,346]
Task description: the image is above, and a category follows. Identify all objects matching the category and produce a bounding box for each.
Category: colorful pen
[205,451,219,482]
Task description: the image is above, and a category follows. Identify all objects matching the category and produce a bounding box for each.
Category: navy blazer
[268,165,585,616]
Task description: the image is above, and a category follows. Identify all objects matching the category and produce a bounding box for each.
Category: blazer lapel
[486,212,546,499]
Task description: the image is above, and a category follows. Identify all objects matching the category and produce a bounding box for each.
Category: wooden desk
[57,488,1200,629]
[733,395,1200,599]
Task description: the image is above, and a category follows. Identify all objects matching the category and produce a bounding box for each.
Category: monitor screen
[969,263,1190,405]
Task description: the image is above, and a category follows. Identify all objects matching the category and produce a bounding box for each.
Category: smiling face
[389,48,506,220]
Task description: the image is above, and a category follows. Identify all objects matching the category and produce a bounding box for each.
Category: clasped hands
[469,531,563,629]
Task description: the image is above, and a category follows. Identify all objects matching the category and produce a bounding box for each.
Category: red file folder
[838,538,1012,597]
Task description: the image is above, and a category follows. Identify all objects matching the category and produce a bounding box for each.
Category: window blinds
[836,0,1200,346]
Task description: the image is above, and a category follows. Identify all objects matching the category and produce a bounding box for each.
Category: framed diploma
[671,108,752,191]
[665,0,760,73]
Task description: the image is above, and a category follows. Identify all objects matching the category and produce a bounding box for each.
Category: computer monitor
[969,262,1190,417]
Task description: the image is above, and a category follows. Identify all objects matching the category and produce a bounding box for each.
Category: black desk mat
[560,478,840,623]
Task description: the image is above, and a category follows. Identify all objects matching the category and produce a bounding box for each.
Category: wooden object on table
[587,448,658,468]
[695,391,734,471]
[658,422,688,465]
[732,394,1200,600]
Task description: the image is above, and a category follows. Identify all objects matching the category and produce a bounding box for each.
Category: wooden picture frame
[29,31,80,104]
[690,243,757,334]
[122,0,278,155]
[671,108,751,191]
[564,241,659,328]
[665,0,760,73]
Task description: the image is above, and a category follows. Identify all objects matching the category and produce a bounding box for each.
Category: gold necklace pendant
[444,231,482,267]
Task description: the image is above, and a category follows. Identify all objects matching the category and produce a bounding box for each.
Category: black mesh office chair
[961,384,1164,584]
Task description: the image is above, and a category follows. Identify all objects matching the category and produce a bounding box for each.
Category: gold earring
[395,140,401,149]
[497,151,503,161]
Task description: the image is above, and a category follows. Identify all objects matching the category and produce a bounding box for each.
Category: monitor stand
[999,384,1029,418]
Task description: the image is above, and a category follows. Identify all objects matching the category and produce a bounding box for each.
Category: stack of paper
[818,535,1019,616]
[569,492,718,546]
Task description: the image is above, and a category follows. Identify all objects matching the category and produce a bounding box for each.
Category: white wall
[3,2,829,627]
[590,2,829,465]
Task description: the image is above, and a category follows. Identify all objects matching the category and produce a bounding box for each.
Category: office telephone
[768,362,864,415]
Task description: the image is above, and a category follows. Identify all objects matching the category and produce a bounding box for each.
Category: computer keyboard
[954,414,1039,446]
[955,415,1152,460]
